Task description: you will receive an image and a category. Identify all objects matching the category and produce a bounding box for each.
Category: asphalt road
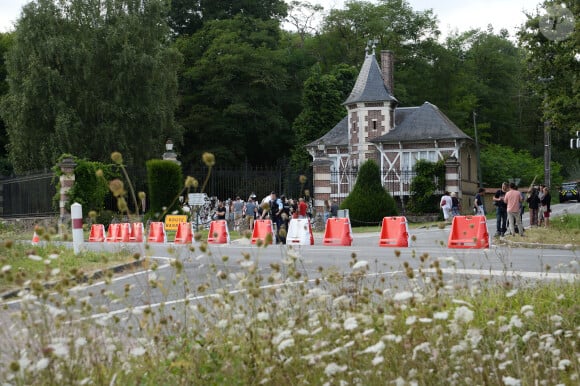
[2,201,578,319]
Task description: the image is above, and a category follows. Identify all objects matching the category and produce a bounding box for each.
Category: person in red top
[298,197,308,219]
[504,182,524,237]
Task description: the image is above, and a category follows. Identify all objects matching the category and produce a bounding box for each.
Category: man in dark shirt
[493,182,508,236]
[215,201,226,220]
[330,200,339,218]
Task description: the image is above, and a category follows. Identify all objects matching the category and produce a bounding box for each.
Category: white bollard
[71,202,84,255]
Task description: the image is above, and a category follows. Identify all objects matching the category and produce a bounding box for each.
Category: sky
[0,0,541,37]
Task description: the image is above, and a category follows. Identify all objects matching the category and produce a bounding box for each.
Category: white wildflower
[47,305,66,318]
[148,272,157,282]
[419,318,432,323]
[333,295,350,308]
[393,291,413,302]
[384,334,402,343]
[412,342,431,360]
[363,328,375,336]
[1,265,11,273]
[78,378,91,385]
[406,315,417,325]
[28,254,43,261]
[502,376,521,386]
[433,311,449,320]
[272,330,292,345]
[75,337,87,348]
[352,260,368,270]
[50,268,60,276]
[48,342,69,358]
[324,362,347,376]
[18,354,31,372]
[506,289,518,298]
[129,347,146,357]
[395,377,406,386]
[372,356,384,366]
[509,315,523,328]
[35,358,50,371]
[360,340,385,355]
[453,306,474,324]
[558,359,571,370]
[257,312,270,321]
[48,253,59,260]
[217,319,228,329]
[278,338,294,352]
[344,317,358,331]
[452,299,473,308]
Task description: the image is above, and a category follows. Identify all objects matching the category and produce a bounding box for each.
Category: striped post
[71,203,83,255]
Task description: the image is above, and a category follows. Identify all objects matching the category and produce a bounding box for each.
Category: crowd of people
[440,182,553,237]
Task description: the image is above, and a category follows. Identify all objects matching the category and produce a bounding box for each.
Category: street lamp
[162,139,181,165]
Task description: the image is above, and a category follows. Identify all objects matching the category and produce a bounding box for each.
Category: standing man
[245,197,257,231]
[474,188,486,216]
[493,182,508,237]
[330,199,339,218]
[440,192,453,222]
[504,182,525,237]
[537,184,546,226]
[233,196,244,232]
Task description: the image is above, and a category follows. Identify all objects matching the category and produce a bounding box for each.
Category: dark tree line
[0,0,578,181]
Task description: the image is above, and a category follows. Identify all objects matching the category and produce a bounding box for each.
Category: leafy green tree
[174,16,296,167]
[518,0,580,178]
[0,0,182,173]
[0,32,14,175]
[480,144,562,188]
[340,160,397,226]
[290,63,357,172]
[168,0,288,38]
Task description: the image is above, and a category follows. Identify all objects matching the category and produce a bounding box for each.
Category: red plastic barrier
[174,222,193,244]
[207,220,230,244]
[379,216,409,247]
[448,215,489,249]
[323,218,353,246]
[147,222,166,243]
[130,222,144,242]
[88,224,105,242]
[251,219,274,245]
[118,223,132,242]
[105,223,121,242]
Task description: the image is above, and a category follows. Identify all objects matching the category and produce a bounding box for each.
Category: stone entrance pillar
[58,157,76,234]
[444,156,460,197]
[312,158,333,216]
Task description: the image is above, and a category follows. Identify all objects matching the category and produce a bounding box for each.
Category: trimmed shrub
[340,160,398,226]
[146,160,183,219]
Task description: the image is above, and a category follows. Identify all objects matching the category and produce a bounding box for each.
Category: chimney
[380,50,394,95]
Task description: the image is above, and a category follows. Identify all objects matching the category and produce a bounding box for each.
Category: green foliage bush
[407,159,445,214]
[340,160,397,226]
[146,160,183,219]
[481,144,562,187]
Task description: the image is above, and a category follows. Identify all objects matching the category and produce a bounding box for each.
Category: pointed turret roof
[343,52,397,105]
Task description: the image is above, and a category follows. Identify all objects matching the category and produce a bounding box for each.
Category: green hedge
[146,160,183,219]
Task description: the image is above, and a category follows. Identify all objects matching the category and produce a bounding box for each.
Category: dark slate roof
[306,116,348,148]
[343,53,397,105]
[371,102,472,143]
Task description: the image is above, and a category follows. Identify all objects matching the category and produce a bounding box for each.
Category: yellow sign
[164,215,188,231]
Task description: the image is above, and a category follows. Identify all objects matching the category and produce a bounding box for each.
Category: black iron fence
[0,172,57,217]
[1,164,312,218]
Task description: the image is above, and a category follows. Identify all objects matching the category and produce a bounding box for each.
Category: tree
[340,160,398,226]
[174,16,297,168]
[168,0,288,38]
[290,63,357,172]
[480,144,562,188]
[0,32,14,175]
[407,160,445,214]
[518,0,580,178]
[0,0,182,173]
